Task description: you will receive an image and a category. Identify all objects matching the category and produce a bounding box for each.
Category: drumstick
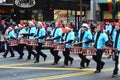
[75,40,86,44]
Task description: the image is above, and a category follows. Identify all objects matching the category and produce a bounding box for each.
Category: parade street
[0,49,119,80]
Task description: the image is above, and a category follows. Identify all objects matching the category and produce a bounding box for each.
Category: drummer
[50,22,62,65]
[111,23,120,77]
[17,23,26,59]
[26,21,37,60]
[34,21,47,63]
[77,23,92,69]
[2,26,16,58]
[93,24,108,73]
[62,25,74,66]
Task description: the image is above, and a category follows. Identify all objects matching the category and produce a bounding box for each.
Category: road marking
[0,58,80,67]
[0,55,108,68]
[0,66,97,71]
[27,68,113,80]
[0,63,35,67]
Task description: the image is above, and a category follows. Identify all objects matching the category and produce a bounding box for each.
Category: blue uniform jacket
[50,28,62,43]
[112,30,120,51]
[94,32,108,49]
[8,30,16,40]
[27,26,37,40]
[36,28,46,43]
[78,29,92,48]
[18,28,26,38]
[63,31,75,48]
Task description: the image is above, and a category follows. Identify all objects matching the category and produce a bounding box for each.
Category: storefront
[12,0,90,30]
[98,0,120,22]
[54,9,85,29]
[0,0,14,21]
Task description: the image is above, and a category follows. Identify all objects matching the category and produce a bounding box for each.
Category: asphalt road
[0,49,119,80]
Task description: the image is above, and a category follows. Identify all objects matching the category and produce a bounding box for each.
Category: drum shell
[69,46,82,54]
[42,40,53,48]
[18,38,27,44]
[8,40,18,46]
[53,43,65,51]
[82,48,97,56]
[103,47,116,55]
[27,39,38,46]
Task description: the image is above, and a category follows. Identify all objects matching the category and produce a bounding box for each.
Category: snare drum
[103,47,116,55]
[27,39,38,46]
[42,40,53,48]
[82,48,97,56]
[53,43,65,51]
[18,38,27,44]
[8,40,18,46]
[69,46,82,54]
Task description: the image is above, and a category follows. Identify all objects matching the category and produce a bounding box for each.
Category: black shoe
[94,70,101,73]
[27,58,31,61]
[112,74,118,77]
[101,62,105,69]
[70,58,74,65]
[10,55,15,57]
[34,61,39,63]
[51,63,57,65]
[86,60,90,67]
[80,66,85,69]
[2,55,6,58]
[44,55,47,61]
[34,54,36,59]
[17,57,22,60]
[63,64,68,67]
[56,56,61,63]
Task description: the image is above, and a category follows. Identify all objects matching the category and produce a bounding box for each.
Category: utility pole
[80,0,82,27]
[90,0,96,20]
[112,0,116,21]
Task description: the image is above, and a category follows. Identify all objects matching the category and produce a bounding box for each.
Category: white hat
[38,21,43,27]
[29,21,35,26]
[82,23,89,28]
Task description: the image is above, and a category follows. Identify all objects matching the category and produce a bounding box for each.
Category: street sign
[15,0,36,8]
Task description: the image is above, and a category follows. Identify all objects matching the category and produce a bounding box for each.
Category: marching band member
[50,22,62,65]
[77,23,92,68]
[93,24,108,73]
[17,23,26,59]
[2,26,16,58]
[111,23,120,77]
[25,21,37,60]
[62,25,74,66]
[105,22,112,34]
[34,22,47,63]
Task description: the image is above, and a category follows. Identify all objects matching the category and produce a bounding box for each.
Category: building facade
[98,0,120,22]
[1,0,116,23]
